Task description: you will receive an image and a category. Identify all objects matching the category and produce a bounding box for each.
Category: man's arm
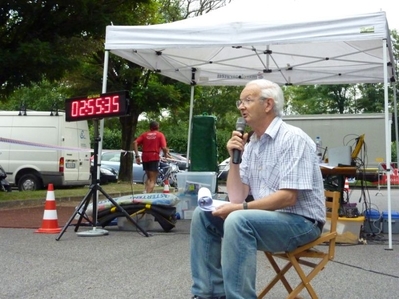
[212,189,297,219]
[246,189,298,210]
[226,131,249,203]
[162,147,171,159]
[132,140,141,164]
[226,161,249,203]
[133,140,139,156]
[159,132,171,159]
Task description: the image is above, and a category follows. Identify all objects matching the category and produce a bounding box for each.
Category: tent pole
[94,50,109,233]
[394,85,398,165]
[186,86,195,168]
[101,51,109,94]
[99,50,110,174]
[383,39,393,250]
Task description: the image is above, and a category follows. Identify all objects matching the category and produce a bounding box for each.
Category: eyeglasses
[236,97,263,108]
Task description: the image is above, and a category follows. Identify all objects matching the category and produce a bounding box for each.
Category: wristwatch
[243,202,248,210]
[135,155,140,158]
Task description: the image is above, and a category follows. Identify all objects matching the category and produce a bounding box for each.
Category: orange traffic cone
[344,178,350,192]
[35,184,62,234]
[163,179,170,193]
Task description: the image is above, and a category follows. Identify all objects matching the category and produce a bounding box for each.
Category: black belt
[303,216,324,232]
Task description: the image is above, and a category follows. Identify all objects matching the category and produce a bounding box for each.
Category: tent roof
[104,0,396,86]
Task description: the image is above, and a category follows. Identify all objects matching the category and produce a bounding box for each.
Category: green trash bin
[189,114,219,173]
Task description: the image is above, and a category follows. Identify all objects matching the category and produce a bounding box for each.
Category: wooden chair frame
[257,190,340,299]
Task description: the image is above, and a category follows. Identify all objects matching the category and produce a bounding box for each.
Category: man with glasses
[190,79,325,299]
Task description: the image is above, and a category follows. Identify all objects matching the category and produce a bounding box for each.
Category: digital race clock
[65,90,130,122]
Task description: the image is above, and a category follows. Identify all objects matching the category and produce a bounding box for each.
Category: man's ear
[265,98,274,113]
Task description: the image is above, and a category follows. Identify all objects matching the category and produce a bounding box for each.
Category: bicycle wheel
[157,174,164,186]
[169,173,178,187]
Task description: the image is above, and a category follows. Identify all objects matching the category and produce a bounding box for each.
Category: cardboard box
[382,210,399,234]
[324,216,365,244]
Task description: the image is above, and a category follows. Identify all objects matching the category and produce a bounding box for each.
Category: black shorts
[143,160,159,171]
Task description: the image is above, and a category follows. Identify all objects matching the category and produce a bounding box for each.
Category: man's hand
[212,203,243,219]
[226,131,249,157]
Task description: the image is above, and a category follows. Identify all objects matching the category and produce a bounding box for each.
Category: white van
[0,111,91,190]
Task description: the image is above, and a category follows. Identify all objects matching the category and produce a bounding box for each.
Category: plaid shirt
[240,117,326,223]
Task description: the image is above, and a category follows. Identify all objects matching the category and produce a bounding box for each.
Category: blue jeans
[190,207,321,299]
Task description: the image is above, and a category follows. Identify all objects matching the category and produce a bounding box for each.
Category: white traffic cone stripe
[46,192,55,200]
[163,180,170,193]
[43,210,58,220]
[344,179,350,191]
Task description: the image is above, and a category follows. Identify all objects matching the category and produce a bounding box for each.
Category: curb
[0,192,134,209]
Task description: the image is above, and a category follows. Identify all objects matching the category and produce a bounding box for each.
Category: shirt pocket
[260,159,280,193]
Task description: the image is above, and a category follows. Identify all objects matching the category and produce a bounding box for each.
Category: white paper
[319,163,334,169]
[197,187,230,211]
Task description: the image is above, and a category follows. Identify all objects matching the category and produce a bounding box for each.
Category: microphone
[232,117,246,164]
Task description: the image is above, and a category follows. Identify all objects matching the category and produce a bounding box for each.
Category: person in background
[189,79,325,299]
[133,120,171,193]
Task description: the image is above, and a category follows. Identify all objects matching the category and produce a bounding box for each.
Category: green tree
[0,0,150,98]
[1,0,234,180]
[4,1,397,178]
[86,0,233,181]
[285,84,359,115]
[2,79,72,111]
[356,84,385,113]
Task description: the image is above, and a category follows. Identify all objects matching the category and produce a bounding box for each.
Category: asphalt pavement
[1,186,399,298]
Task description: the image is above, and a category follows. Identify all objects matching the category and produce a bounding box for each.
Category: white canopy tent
[102,0,397,247]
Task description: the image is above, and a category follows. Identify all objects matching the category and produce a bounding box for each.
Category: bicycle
[142,160,179,188]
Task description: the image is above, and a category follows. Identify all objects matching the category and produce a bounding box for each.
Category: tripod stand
[56,120,149,241]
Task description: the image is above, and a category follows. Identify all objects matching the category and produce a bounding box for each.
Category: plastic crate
[382,210,399,234]
[324,216,364,244]
[363,209,381,234]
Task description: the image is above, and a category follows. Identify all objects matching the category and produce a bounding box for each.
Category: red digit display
[65,91,129,121]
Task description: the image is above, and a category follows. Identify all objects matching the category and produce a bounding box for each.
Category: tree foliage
[284,84,388,115]
[2,79,71,111]
[0,0,151,98]
[1,2,398,178]
[94,0,233,180]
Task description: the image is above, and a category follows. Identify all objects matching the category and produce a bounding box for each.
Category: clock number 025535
[71,96,120,117]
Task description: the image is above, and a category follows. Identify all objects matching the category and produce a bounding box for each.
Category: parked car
[99,150,186,183]
[100,151,146,183]
[168,152,190,170]
[90,163,118,185]
[218,158,230,181]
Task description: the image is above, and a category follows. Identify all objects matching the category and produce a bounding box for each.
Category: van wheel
[18,174,41,191]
